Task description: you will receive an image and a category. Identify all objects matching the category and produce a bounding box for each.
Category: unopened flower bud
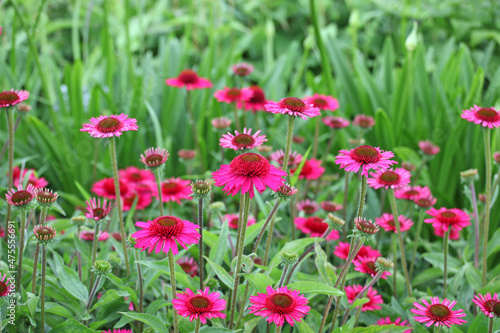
[460,169,479,183]
[71,216,86,227]
[280,251,298,266]
[375,257,394,272]
[93,260,111,275]
[405,22,418,51]
[327,213,345,231]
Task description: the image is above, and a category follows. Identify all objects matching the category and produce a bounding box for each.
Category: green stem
[232,102,241,132]
[483,128,492,287]
[195,319,201,333]
[312,117,320,159]
[6,109,14,240]
[185,90,206,172]
[16,210,27,292]
[168,250,179,333]
[154,168,164,216]
[198,197,205,289]
[228,193,251,329]
[263,215,278,266]
[275,324,283,333]
[282,116,295,174]
[110,137,131,274]
[388,189,412,297]
[135,249,144,333]
[413,155,428,184]
[356,175,367,218]
[89,221,100,289]
[252,199,281,254]
[488,317,493,333]
[32,207,48,294]
[469,182,480,269]
[276,264,290,288]
[87,275,102,311]
[41,244,47,333]
[410,209,425,278]
[392,234,398,298]
[342,173,350,240]
[433,325,441,333]
[443,230,449,298]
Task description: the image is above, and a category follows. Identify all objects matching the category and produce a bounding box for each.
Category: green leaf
[204,256,234,290]
[287,281,343,296]
[208,219,229,272]
[243,317,261,333]
[50,318,96,332]
[314,242,331,285]
[413,268,442,286]
[54,253,89,303]
[241,273,275,294]
[45,302,73,318]
[464,263,482,291]
[350,325,412,332]
[74,180,91,201]
[244,219,267,247]
[350,297,369,309]
[467,314,488,333]
[290,146,311,186]
[269,237,318,269]
[296,319,316,333]
[138,258,195,290]
[119,312,169,333]
[91,289,130,311]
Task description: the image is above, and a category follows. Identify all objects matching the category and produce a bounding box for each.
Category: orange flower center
[267,293,294,314]
[232,134,255,147]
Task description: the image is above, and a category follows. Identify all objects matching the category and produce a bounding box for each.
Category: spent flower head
[34,188,59,208]
[460,169,479,183]
[33,225,56,244]
[353,218,379,238]
[140,147,169,169]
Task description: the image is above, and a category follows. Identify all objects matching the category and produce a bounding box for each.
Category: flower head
[165,70,212,90]
[177,257,199,277]
[0,89,29,108]
[214,87,252,104]
[414,194,437,208]
[85,198,112,221]
[140,148,169,169]
[265,97,321,120]
[161,177,192,204]
[367,168,411,190]
[296,199,319,215]
[80,113,138,138]
[80,230,109,242]
[6,184,35,208]
[425,207,471,240]
[249,285,310,327]
[270,150,303,168]
[232,62,254,76]
[322,116,350,129]
[211,117,232,130]
[238,85,267,112]
[33,225,57,243]
[294,216,339,241]
[190,180,212,199]
[220,128,267,151]
[291,159,325,180]
[353,115,375,128]
[280,251,299,266]
[395,185,431,201]
[12,166,48,188]
[375,213,413,233]
[132,216,200,255]
[402,161,416,172]
[212,153,287,199]
[93,260,111,276]
[119,167,155,184]
[472,293,500,318]
[335,145,397,177]
[273,184,298,200]
[345,285,383,311]
[34,188,58,208]
[411,297,467,327]
[223,214,256,229]
[376,317,412,333]
[321,201,343,212]
[178,149,197,161]
[92,177,131,200]
[461,105,500,128]
[334,242,381,260]
[353,257,391,279]
[172,287,226,324]
[0,274,13,297]
[303,94,339,111]
[419,140,440,156]
[354,218,380,237]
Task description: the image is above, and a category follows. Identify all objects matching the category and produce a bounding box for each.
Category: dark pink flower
[119,167,155,184]
[394,185,431,201]
[270,150,303,168]
[367,168,411,190]
[223,214,256,229]
[353,115,375,128]
[161,178,192,204]
[333,242,381,260]
[12,166,49,189]
[321,201,343,212]
[211,117,232,129]
[303,94,339,111]
[220,128,267,151]
[419,140,440,156]
[132,216,200,255]
[92,177,131,200]
[85,198,112,221]
[6,184,36,207]
[376,317,412,332]
[140,147,169,169]
[0,274,13,297]
[214,87,252,104]
[424,207,471,240]
[177,257,199,277]
[414,194,437,208]
[345,285,383,311]
[375,213,413,233]
[249,286,310,327]
[354,256,391,279]
[123,191,152,211]
[322,116,350,129]
[411,297,466,327]
[294,216,339,240]
[461,105,500,128]
[80,114,138,138]
[0,89,29,108]
[165,70,212,90]
[335,145,397,177]
[296,199,319,215]
[172,287,226,324]
[80,230,109,242]
[291,159,325,180]
[232,62,254,76]
[265,97,321,120]
[237,85,267,112]
[472,293,500,318]
[178,149,197,160]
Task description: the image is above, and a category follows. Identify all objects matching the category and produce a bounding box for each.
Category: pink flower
[165,70,212,90]
[394,185,431,201]
[80,114,138,138]
[472,293,500,318]
[354,257,391,279]
[101,330,132,333]
[296,199,319,215]
[0,274,13,297]
[231,62,254,76]
[92,177,131,200]
[223,214,256,229]
[335,145,397,177]
[119,167,155,184]
[177,257,199,277]
[424,207,471,240]
[212,153,287,199]
[211,117,232,129]
[132,216,200,255]
[0,228,4,238]
[303,94,339,111]
[353,115,375,128]
[494,152,500,164]
[178,149,197,160]
[375,213,413,233]
[140,147,169,169]
[419,140,440,156]
[270,150,303,168]
[237,85,268,112]
[0,89,29,108]
[345,285,383,311]
[291,159,325,180]
[85,198,112,221]
[376,317,412,332]
[321,201,343,212]
[172,287,226,324]
[333,242,381,260]
[265,97,321,120]
[322,116,350,129]
[411,297,467,327]
[414,194,437,208]
[461,105,500,128]
[367,168,411,190]
[123,191,153,211]
[80,230,109,242]
[12,166,49,188]
[294,216,339,240]
[214,87,252,104]
[160,177,192,204]
[5,184,35,207]
[249,286,310,327]
[220,128,267,151]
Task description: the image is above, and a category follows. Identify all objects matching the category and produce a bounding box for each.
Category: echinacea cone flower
[494,152,500,164]
[419,140,440,156]
[280,251,299,266]
[291,159,325,180]
[322,116,350,129]
[71,216,86,227]
[375,213,413,233]
[414,194,437,208]
[237,85,267,112]
[214,87,252,104]
[353,257,391,279]
[296,199,319,215]
[190,179,212,199]
[401,161,416,172]
[0,274,13,297]
[424,207,471,240]
[335,145,397,177]
[273,183,298,200]
[270,149,303,167]
[394,185,431,201]
[80,114,138,138]
[265,97,321,120]
[211,117,232,129]
[303,94,339,111]
[354,218,380,236]
[353,115,375,128]
[6,184,35,208]
[212,152,287,199]
[321,201,343,212]
[367,168,411,190]
[132,216,200,255]
[334,242,381,260]
[93,259,111,276]
[223,214,256,229]
[411,297,466,327]
[178,149,197,160]
[219,128,267,151]
[34,188,59,208]
[85,198,112,221]
[461,105,500,128]
[177,257,199,277]
[33,225,56,243]
[257,145,273,154]
[12,166,49,188]
[140,147,169,169]
[345,285,383,311]
[231,62,254,76]
[161,177,192,204]
[249,286,311,327]
[376,317,412,333]
[92,177,131,200]
[165,69,212,90]
[472,293,500,318]
[0,89,29,108]
[172,287,226,324]
[294,216,339,241]
[80,230,109,242]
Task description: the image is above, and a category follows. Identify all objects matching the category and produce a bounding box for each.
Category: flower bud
[280,251,298,266]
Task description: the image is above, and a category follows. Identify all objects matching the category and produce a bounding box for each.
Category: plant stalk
[16,210,27,292]
[482,128,492,286]
[41,244,47,333]
[155,168,164,216]
[135,249,144,333]
[168,250,179,333]
[443,230,449,298]
[410,209,425,278]
[198,197,205,289]
[6,109,15,239]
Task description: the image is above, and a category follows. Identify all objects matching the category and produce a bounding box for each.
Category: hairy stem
[41,244,47,333]
[198,197,205,289]
[6,109,14,239]
[443,230,449,298]
[409,209,425,278]
[135,249,144,333]
[482,128,492,286]
[16,210,27,292]
[469,183,480,268]
[168,250,179,333]
[154,168,164,216]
